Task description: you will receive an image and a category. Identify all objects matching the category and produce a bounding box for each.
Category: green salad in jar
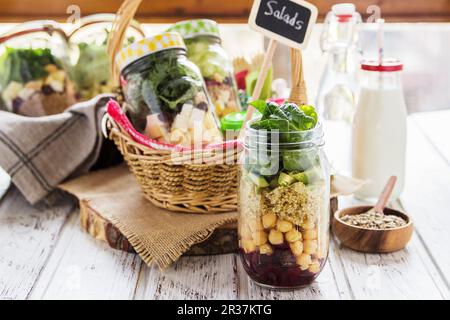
[167,20,241,118]
[69,14,145,101]
[0,21,76,116]
[238,100,330,288]
[117,33,222,147]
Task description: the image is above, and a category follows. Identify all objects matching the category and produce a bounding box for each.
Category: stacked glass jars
[167,19,241,118]
[0,21,76,116]
[69,14,145,101]
[239,119,330,288]
[117,33,223,147]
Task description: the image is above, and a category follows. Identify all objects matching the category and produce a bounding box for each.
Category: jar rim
[68,14,144,39]
[0,20,68,45]
[121,47,186,77]
[244,120,324,149]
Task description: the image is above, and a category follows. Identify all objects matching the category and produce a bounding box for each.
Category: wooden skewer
[373,176,398,214]
[239,38,277,139]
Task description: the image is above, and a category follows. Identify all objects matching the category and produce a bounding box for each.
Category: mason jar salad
[239,100,330,288]
[116,33,223,147]
[167,20,241,118]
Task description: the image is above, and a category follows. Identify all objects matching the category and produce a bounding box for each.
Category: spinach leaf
[249,99,266,113]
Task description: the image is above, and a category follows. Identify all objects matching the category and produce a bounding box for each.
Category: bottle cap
[361,59,403,72]
[220,111,247,131]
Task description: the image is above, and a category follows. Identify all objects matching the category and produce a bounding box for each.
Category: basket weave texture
[108,117,239,213]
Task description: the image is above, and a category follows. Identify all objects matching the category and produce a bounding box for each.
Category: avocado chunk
[292,172,308,184]
[248,172,269,188]
[292,166,322,185]
[278,172,296,187]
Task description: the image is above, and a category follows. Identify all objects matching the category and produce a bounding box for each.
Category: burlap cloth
[59,165,238,269]
[59,164,364,269]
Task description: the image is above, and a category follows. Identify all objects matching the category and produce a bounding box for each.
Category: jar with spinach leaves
[239,100,330,289]
[0,20,77,116]
[69,14,145,101]
[116,33,222,147]
[167,20,241,119]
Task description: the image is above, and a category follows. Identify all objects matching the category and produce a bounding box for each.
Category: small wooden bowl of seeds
[333,205,413,253]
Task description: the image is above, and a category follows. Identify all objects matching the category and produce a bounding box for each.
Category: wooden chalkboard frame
[248,0,318,50]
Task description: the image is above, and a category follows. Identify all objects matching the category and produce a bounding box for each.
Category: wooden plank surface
[1,112,450,300]
[397,118,450,289]
[29,211,141,300]
[412,111,450,164]
[0,189,72,299]
[135,254,238,300]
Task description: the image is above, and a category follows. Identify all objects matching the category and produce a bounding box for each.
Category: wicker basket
[105,0,308,213]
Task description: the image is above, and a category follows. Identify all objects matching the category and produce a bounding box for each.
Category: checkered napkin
[0,95,112,205]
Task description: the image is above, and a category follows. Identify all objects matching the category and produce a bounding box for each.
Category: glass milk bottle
[352,59,407,200]
[316,3,362,122]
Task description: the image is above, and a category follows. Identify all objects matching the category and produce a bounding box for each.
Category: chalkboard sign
[249,0,318,49]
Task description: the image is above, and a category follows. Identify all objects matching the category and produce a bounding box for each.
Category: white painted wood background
[0,111,449,300]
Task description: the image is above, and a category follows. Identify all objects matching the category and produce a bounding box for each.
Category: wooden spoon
[372,175,398,214]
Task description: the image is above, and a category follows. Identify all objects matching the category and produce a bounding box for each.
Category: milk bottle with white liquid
[316,3,361,123]
[352,59,407,200]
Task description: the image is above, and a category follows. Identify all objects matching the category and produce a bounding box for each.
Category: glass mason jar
[0,20,77,116]
[69,14,145,101]
[167,20,241,118]
[117,33,222,147]
[352,59,406,200]
[239,122,330,289]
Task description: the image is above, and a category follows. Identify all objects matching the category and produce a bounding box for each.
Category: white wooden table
[0,110,449,300]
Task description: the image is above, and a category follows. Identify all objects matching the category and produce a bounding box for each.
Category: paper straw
[376,18,385,66]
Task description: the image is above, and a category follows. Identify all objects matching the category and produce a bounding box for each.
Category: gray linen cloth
[0,95,112,205]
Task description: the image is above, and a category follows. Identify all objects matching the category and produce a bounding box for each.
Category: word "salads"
[264,0,305,30]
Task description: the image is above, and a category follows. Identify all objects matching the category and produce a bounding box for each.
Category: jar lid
[167,19,220,40]
[221,111,247,131]
[116,32,186,73]
[361,59,403,72]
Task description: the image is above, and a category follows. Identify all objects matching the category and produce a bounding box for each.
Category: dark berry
[196,101,208,111]
[12,97,24,113]
[223,76,232,86]
[42,85,55,95]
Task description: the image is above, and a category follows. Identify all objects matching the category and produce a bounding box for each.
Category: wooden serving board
[80,197,338,255]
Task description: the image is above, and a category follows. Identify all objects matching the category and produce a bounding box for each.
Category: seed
[268,229,284,245]
[285,229,302,242]
[262,213,277,229]
[309,260,321,273]
[277,220,293,233]
[301,219,315,230]
[259,243,273,255]
[297,253,312,269]
[304,240,318,254]
[302,229,318,240]
[290,241,304,256]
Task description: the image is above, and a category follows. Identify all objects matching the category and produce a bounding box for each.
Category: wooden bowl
[333,206,414,253]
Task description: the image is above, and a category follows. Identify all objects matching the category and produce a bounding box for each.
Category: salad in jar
[117,33,222,147]
[69,14,145,101]
[239,100,330,288]
[167,20,241,118]
[0,21,76,116]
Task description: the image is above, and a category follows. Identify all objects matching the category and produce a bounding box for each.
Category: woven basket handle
[107,0,143,87]
[289,48,308,105]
